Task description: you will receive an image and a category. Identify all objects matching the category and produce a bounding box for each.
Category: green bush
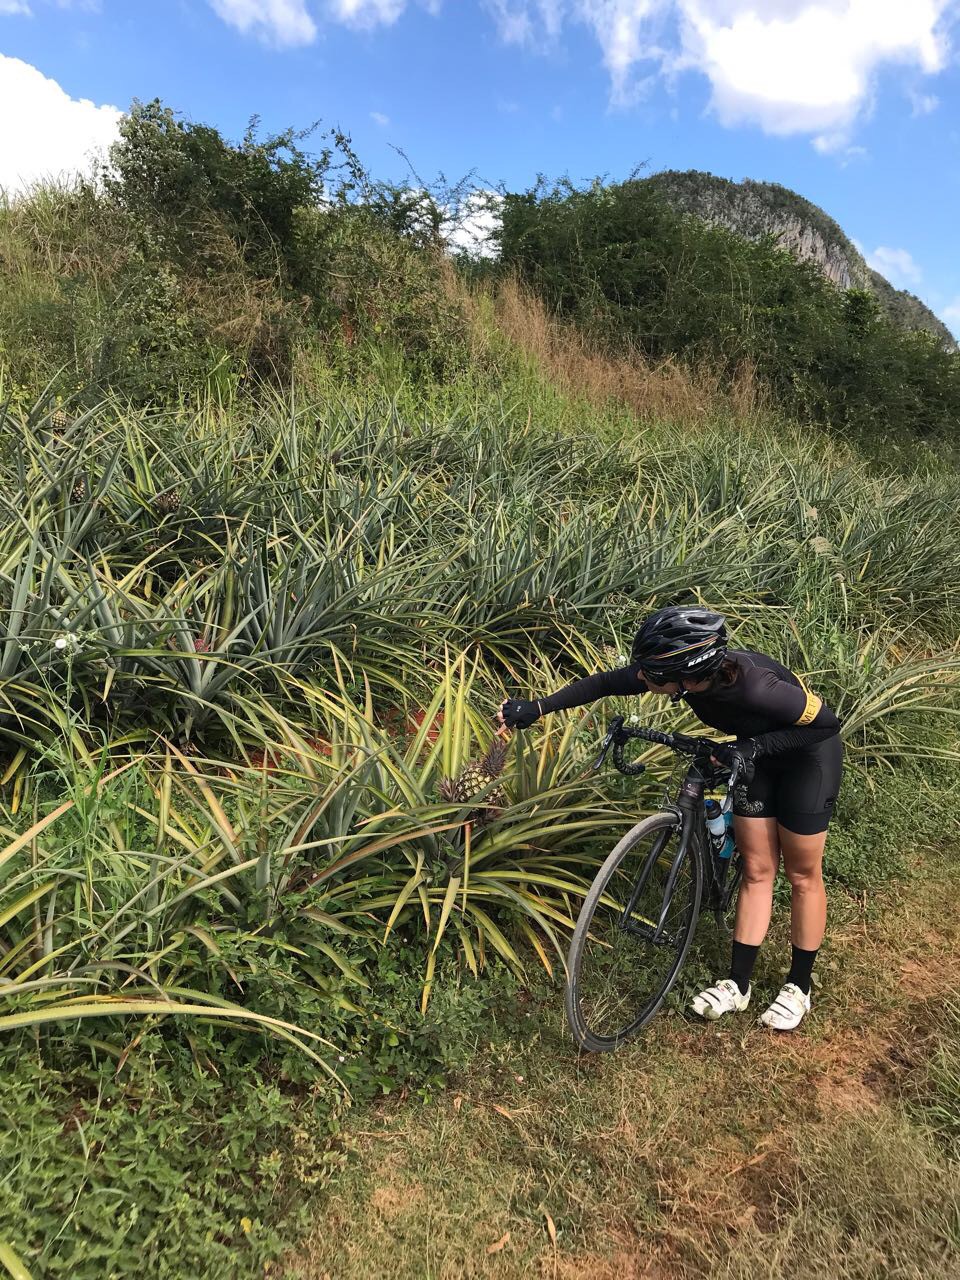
[103,100,330,275]
[496,175,960,441]
[0,101,472,404]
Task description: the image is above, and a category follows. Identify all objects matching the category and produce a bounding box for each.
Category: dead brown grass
[489,277,764,425]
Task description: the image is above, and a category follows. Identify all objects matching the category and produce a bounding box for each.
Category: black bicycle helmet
[630,606,728,681]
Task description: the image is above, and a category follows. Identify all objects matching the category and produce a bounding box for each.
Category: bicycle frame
[597,717,741,942]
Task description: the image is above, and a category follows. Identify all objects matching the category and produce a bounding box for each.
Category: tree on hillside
[496,175,960,441]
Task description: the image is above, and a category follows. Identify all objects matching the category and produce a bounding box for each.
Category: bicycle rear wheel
[719,851,743,923]
[565,812,702,1053]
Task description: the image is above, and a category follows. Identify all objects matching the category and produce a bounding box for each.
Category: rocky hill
[645,170,954,349]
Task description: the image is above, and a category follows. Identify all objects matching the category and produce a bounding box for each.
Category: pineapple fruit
[154,488,181,515]
[438,735,509,828]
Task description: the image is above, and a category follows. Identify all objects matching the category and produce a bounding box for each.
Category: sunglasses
[642,668,715,686]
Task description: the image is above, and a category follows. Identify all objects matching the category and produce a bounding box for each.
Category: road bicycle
[564,716,744,1052]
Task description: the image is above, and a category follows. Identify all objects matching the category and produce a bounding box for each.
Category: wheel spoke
[566,816,702,1051]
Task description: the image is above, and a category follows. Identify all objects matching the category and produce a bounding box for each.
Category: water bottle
[704,799,726,859]
[721,809,735,860]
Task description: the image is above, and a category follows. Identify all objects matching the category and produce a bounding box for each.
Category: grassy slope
[2,279,960,1279]
[286,856,960,1280]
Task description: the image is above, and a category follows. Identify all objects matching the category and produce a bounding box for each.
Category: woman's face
[643,674,681,695]
[680,675,714,694]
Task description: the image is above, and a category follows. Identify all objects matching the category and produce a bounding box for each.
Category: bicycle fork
[618,811,690,947]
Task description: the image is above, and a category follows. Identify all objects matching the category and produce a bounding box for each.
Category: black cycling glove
[713,739,758,785]
[499,698,542,730]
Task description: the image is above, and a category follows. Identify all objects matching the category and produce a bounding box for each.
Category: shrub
[496,175,960,440]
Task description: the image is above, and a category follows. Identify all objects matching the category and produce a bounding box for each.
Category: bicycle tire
[565,811,703,1053]
[721,851,743,919]
[710,850,743,931]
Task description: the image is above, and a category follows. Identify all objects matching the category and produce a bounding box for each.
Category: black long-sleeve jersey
[537,648,841,758]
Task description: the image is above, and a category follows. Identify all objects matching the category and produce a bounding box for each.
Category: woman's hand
[498,698,541,730]
[711,739,758,784]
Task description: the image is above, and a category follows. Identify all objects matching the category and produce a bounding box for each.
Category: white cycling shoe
[760,982,811,1031]
[691,978,751,1021]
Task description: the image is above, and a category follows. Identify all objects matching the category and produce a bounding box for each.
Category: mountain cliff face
[645,170,954,349]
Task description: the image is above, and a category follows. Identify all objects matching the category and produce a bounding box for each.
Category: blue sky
[2,1,959,334]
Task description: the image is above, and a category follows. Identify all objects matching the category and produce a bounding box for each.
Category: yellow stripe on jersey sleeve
[795,679,822,726]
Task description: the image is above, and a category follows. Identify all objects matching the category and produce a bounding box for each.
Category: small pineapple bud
[193,635,211,654]
[70,479,86,503]
[154,488,181,514]
[480,736,508,780]
[50,409,72,433]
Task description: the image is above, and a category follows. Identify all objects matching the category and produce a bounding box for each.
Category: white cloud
[574,1,668,105]
[678,0,951,141]
[867,245,924,288]
[0,1,32,14]
[486,0,564,48]
[0,55,121,196]
[812,132,867,163]
[370,109,390,125]
[444,190,502,259]
[207,0,442,38]
[485,1,955,140]
[327,0,406,26]
[910,89,939,115]
[209,0,317,45]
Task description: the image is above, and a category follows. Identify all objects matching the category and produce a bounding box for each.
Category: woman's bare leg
[732,816,781,945]
[778,826,828,949]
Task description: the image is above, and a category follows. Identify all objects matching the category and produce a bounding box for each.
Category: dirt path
[283,861,960,1280]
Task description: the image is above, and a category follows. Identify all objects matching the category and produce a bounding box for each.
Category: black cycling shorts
[733,735,843,835]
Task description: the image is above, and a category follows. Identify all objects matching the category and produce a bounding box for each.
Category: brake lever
[591,715,624,772]
[724,756,742,803]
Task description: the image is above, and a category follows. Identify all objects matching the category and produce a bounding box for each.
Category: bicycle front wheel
[565,812,703,1052]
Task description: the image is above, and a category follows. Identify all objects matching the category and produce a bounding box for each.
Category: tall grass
[492,276,764,424]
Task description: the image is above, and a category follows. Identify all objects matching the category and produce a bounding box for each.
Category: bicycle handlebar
[594,716,742,790]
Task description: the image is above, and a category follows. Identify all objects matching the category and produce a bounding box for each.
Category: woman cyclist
[497,606,843,1031]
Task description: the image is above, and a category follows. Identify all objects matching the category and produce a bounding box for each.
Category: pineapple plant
[154,488,182,515]
[438,733,509,828]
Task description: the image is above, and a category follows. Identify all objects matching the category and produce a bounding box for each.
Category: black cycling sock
[786,945,818,995]
[730,941,760,995]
